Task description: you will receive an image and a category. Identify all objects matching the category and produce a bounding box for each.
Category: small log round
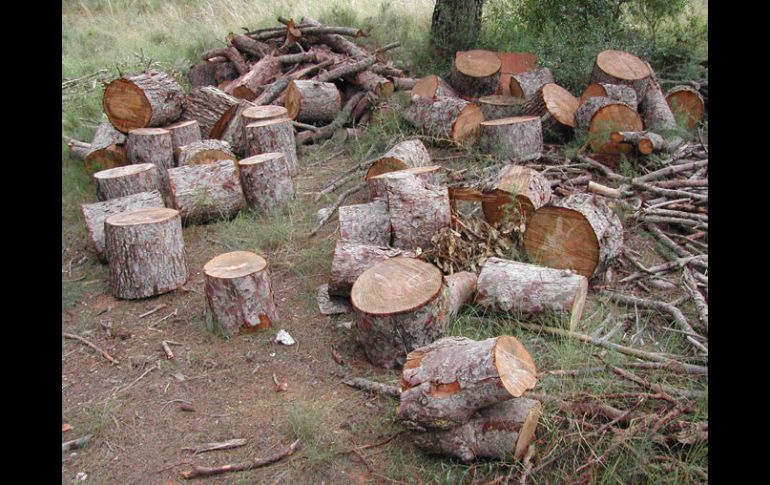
[84,144,129,175]
[411,75,459,99]
[328,242,413,297]
[666,85,705,130]
[365,139,432,180]
[238,152,294,213]
[126,128,174,187]
[339,201,390,246]
[478,95,525,120]
[243,118,299,176]
[411,397,542,463]
[386,172,451,251]
[521,83,580,141]
[165,120,202,153]
[349,70,394,98]
[580,83,638,107]
[104,207,188,299]
[590,50,651,99]
[403,96,484,145]
[167,159,244,224]
[479,116,543,161]
[181,86,240,138]
[81,190,166,262]
[610,131,668,155]
[575,97,643,155]
[482,165,551,227]
[285,80,342,123]
[203,251,278,335]
[102,70,185,133]
[398,335,538,430]
[641,79,678,133]
[368,165,441,201]
[242,105,289,124]
[475,257,588,331]
[523,193,623,279]
[177,140,235,166]
[224,56,282,101]
[351,257,447,369]
[91,118,127,150]
[94,163,160,201]
[451,50,502,98]
[509,67,554,101]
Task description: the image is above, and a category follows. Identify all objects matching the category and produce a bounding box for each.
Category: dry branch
[63,332,119,365]
[180,439,300,479]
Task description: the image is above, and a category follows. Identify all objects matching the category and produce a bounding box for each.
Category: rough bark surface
[444,271,477,320]
[412,75,459,99]
[238,153,294,212]
[641,79,678,132]
[429,0,485,52]
[478,95,525,120]
[451,51,501,98]
[126,128,174,188]
[94,164,160,201]
[103,70,185,133]
[181,87,240,138]
[366,139,432,180]
[242,105,289,124]
[301,16,370,58]
[188,62,218,88]
[219,99,256,156]
[167,160,244,224]
[104,207,188,299]
[482,165,551,226]
[165,120,202,153]
[403,96,483,144]
[317,284,353,315]
[91,119,127,149]
[177,140,235,166]
[369,166,441,201]
[478,116,543,161]
[328,243,413,297]
[224,56,282,101]
[611,131,668,155]
[348,70,394,98]
[243,118,299,175]
[285,80,341,123]
[509,67,554,101]
[581,83,638,107]
[386,172,451,251]
[338,201,391,246]
[575,97,642,155]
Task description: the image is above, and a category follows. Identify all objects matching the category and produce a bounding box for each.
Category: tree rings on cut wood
[365,138,432,180]
[575,97,642,155]
[338,201,391,246]
[509,67,554,101]
[349,70,395,98]
[328,242,413,297]
[243,118,299,175]
[479,116,543,161]
[452,50,502,98]
[351,257,447,369]
[102,70,185,133]
[242,105,289,124]
[94,163,160,201]
[478,95,525,120]
[238,152,294,213]
[203,251,278,336]
[666,85,705,129]
[590,50,651,98]
[475,257,588,331]
[610,131,667,155]
[167,159,244,224]
[104,207,188,299]
[398,335,538,430]
[285,80,342,123]
[403,96,484,145]
[482,165,551,227]
[580,83,638,107]
[524,193,623,279]
[165,120,202,153]
[411,75,459,99]
[522,83,580,141]
[368,165,441,201]
[177,140,236,166]
[386,172,451,251]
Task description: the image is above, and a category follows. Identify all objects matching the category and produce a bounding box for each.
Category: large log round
[365,139,432,180]
[478,116,543,161]
[590,50,651,99]
[411,75,459,99]
[451,50,502,98]
[666,85,705,130]
[482,165,551,227]
[285,80,341,123]
[403,96,484,145]
[386,172,451,251]
[238,153,294,213]
[509,67,554,101]
[177,140,236,166]
[328,242,413,297]
[103,70,185,133]
[94,163,160,201]
[339,201,390,246]
[368,165,441,201]
[575,97,643,155]
[243,118,299,176]
[167,159,244,224]
[580,83,638,107]
[478,95,525,120]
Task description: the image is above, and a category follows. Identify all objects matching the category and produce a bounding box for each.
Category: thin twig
[309,182,366,237]
[63,332,120,365]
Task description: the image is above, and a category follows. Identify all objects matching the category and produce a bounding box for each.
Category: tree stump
[126,128,174,187]
[580,83,638,107]
[521,83,580,141]
[181,86,240,138]
[338,201,391,246]
[482,165,551,227]
[94,164,160,201]
[590,50,651,99]
[165,120,202,156]
[451,50,502,98]
[478,95,525,120]
[351,257,447,369]
[243,118,299,176]
[574,97,643,155]
[478,116,543,161]
[177,140,236,166]
[104,207,188,299]
[398,335,538,430]
[640,79,678,133]
[509,67,554,102]
[475,257,588,331]
[386,172,451,251]
[224,56,282,101]
[285,80,342,123]
[167,159,244,224]
[102,70,185,133]
[81,190,166,262]
[666,85,705,130]
[203,251,279,335]
[411,397,542,463]
[238,152,294,213]
[524,193,623,279]
[369,165,442,201]
[365,139,432,180]
[403,96,484,145]
[242,105,289,125]
[412,75,459,99]
[328,243,413,297]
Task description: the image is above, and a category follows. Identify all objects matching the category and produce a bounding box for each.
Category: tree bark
[610,131,669,155]
[218,99,256,156]
[338,201,391,246]
[451,49,501,98]
[481,165,551,227]
[238,152,294,213]
[126,128,174,188]
[478,116,543,161]
[177,139,235,166]
[369,165,441,201]
[102,70,185,133]
[412,75,459,99]
[590,50,651,99]
[328,242,414,297]
[224,56,283,101]
[285,80,341,123]
[242,105,289,124]
[509,67,554,101]
[365,138,432,180]
[429,0,486,52]
[581,82,638,107]
[403,96,484,145]
[167,160,244,224]
[478,95,524,120]
[181,86,240,138]
[165,120,202,155]
[94,163,160,201]
[386,172,451,251]
[641,79,678,133]
[91,118,127,149]
[243,118,299,175]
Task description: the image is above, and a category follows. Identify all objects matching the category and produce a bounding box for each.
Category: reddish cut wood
[590,50,651,98]
[666,85,705,130]
[348,70,395,98]
[482,165,551,227]
[338,201,390,246]
[478,95,525,120]
[177,140,235,166]
[94,163,160,201]
[368,165,441,201]
[285,80,341,123]
[575,97,643,155]
[238,153,294,213]
[452,50,502,98]
[103,70,185,133]
[203,251,278,335]
[365,139,432,180]
[411,75,459,99]
[495,52,540,95]
[580,83,638,107]
[403,96,484,145]
[479,116,543,161]
[243,118,299,175]
[167,159,244,224]
[522,83,580,129]
[386,172,451,251]
[328,242,414,297]
[224,56,282,101]
[84,144,129,175]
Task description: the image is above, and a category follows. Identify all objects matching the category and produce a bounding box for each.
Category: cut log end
[666,86,705,130]
[542,83,579,128]
[455,50,502,78]
[203,250,267,279]
[107,207,177,226]
[494,335,538,397]
[595,50,650,82]
[103,79,152,132]
[452,104,485,142]
[351,257,443,316]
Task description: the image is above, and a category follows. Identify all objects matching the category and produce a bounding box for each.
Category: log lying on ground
[444,271,478,320]
[610,131,669,155]
[580,83,638,107]
[574,97,643,155]
[91,118,128,149]
[243,118,299,175]
[202,46,249,75]
[522,83,580,140]
[165,120,202,155]
[475,258,588,331]
[94,164,160,201]
[509,67,554,101]
[252,59,335,106]
[238,152,294,213]
[167,160,244,224]
[524,193,623,279]
[365,138,432,180]
[369,166,441,201]
[495,52,540,96]
[188,62,218,88]
[666,85,705,130]
[242,105,289,124]
[403,96,484,145]
[328,242,413,297]
[590,50,651,99]
[338,201,391,246]
[68,140,92,161]
[392,77,419,91]
[81,190,166,262]
[104,207,188,299]
[478,95,525,120]
[102,70,185,133]
[481,165,551,227]
[177,140,235,166]
[126,128,174,188]
[300,15,370,58]
[203,251,278,335]
[224,56,282,101]
[218,99,255,156]
[478,116,543,161]
[85,144,129,175]
[411,75,459,99]
[451,50,502,98]
[411,397,542,463]
[386,172,451,251]
[348,70,394,98]
[295,91,366,145]
[285,80,341,123]
[181,86,240,138]
[398,335,538,430]
[640,79,678,133]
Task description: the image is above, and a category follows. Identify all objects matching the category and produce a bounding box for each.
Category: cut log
[403,96,484,145]
[167,159,244,224]
[521,83,580,141]
[392,77,419,91]
[338,201,390,246]
[214,62,239,83]
[574,97,643,155]
[348,70,394,98]
[317,284,353,315]
[242,105,289,124]
[640,79,678,133]
[102,70,185,133]
[203,251,278,335]
[84,144,129,175]
[224,56,282,101]
[590,50,651,99]
[451,50,502,98]
[227,33,271,58]
[285,80,341,123]
[81,190,166,262]
[509,67,554,101]
[478,95,524,120]
[481,165,551,227]
[188,62,218,88]
[524,193,624,279]
[165,120,202,154]
[444,271,477,320]
[386,172,451,251]
[478,116,543,161]
[368,165,441,201]
[126,128,174,187]
[398,335,538,430]
[243,118,299,175]
[495,52,540,96]
[104,207,188,299]
[181,86,240,138]
[365,139,432,180]
[177,140,235,166]
[610,131,668,155]
[313,57,376,84]
[68,140,92,161]
[238,152,294,213]
[219,99,256,157]
[94,164,160,201]
[351,257,447,369]
[91,118,127,149]
[665,85,705,130]
[328,242,413,297]
[580,83,638,107]
[300,15,370,58]
[411,397,542,463]
[411,75,459,99]
[475,258,588,331]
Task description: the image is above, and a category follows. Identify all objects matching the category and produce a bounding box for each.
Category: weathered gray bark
[167,160,244,224]
[403,96,483,145]
[181,86,240,138]
[328,243,413,297]
[238,153,294,213]
[365,139,432,180]
[243,118,299,175]
[386,172,451,251]
[338,201,391,246]
[509,67,554,101]
[285,80,341,123]
[478,116,543,161]
[94,164,160,201]
[177,140,235,166]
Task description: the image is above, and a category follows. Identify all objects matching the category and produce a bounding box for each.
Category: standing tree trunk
[430,0,486,52]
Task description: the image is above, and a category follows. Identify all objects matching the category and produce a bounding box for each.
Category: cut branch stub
[580,83,638,107]
[365,138,432,180]
[398,335,538,430]
[177,140,236,166]
[386,171,451,251]
[328,242,413,297]
[482,165,551,227]
[509,67,554,101]
[403,96,484,145]
[411,75,459,99]
[94,163,160,201]
[238,153,294,213]
[203,251,278,336]
[167,159,244,224]
[285,80,341,123]
[338,201,391,246]
[451,50,502,98]
[665,85,705,130]
[368,165,441,201]
[478,95,525,120]
[103,70,185,133]
[590,50,651,99]
[575,97,643,155]
[478,116,543,161]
